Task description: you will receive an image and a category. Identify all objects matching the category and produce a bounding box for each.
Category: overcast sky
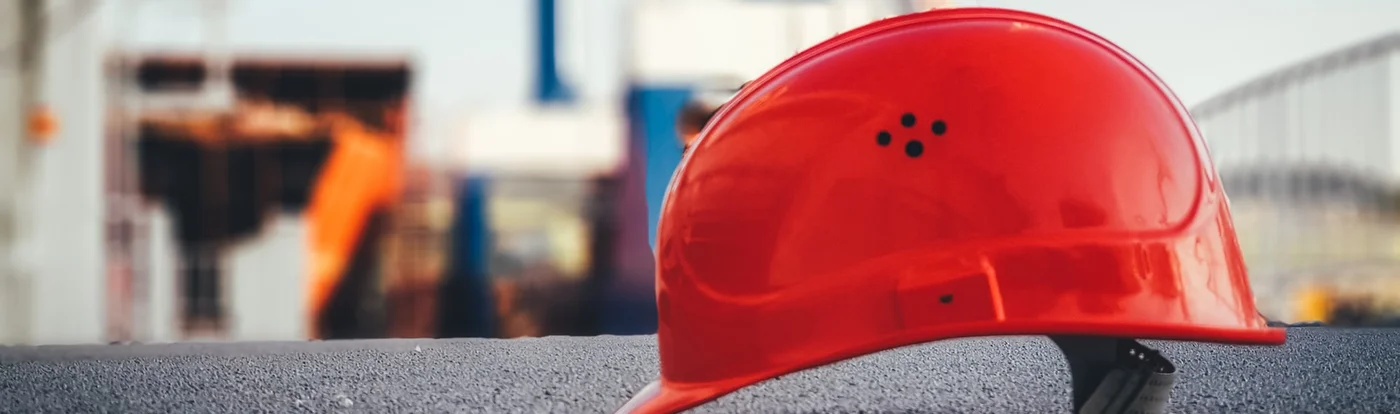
[114,0,1400,160]
[126,0,1400,108]
[963,0,1400,106]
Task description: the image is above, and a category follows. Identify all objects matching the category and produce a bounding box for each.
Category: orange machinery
[139,102,406,339]
[303,113,404,339]
[128,55,415,340]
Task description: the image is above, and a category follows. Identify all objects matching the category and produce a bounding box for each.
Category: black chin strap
[1050,336,1177,414]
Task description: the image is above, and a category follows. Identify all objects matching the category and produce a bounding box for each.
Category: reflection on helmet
[621,7,1286,414]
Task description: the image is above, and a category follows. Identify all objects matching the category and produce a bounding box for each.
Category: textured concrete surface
[1,328,1396,413]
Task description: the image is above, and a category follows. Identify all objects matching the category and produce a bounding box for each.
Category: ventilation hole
[939,294,954,304]
[931,120,947,135]
[900,113,916,128]
[877,131,892,146]
[905,140,924,158]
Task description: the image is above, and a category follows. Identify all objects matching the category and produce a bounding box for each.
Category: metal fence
[1192,33,1400,322]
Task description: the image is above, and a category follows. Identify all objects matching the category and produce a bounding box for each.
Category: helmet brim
[616,322,1284,413]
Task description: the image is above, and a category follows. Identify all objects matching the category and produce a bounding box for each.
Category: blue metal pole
[534,0,575,105]
[444,175,497,338]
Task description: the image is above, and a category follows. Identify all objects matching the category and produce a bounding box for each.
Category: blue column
[533,0,575,105]
[443,175,497,338]
[630,84,696,249]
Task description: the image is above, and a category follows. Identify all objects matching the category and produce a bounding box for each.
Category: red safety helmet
[620,7,1286,414]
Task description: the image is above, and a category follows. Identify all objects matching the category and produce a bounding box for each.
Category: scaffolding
[106,0,237,342]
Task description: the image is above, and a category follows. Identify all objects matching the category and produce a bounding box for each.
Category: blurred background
[0,0,1397,345]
